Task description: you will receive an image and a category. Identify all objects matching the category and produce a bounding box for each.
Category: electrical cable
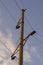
[13,0,21,10]
[1,0,43,60]
[0,40,11,53]
[25,15,43,42]
[0,0,16,22]
[20,0,25,9]
[33,36,43,44]
[10,0,43,59]
[11,40,27,56]
[25,15,34,30]
[24,24,43,45]
[11,30,36,56]
[14,0,43,41]
[36,32,43,39]
[11,34,43,57]
[11,42,20,57]
[0,0,21,44]
[25,25,43,43]
[0,0,21,58]
[20,0,43,40]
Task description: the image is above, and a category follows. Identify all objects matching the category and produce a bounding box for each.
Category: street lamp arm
[24,30,36,41]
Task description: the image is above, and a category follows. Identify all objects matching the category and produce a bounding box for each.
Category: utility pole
[18,9,25,65]
[11,9,36,65]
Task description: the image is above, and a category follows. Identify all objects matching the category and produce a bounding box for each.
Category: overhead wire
[10,0,43,58]
[11,38,28,56]
[20,0,34,32]
[20,0,25,9]
[25,11,43,41]
[10,0,43,57]
[1,0,43,58]
[11,31,43,56]
[11,30,36,56]
[3,0,43,43]
[25,15,34,30]
[25,16,43,43]
[0,40,11,53]
[33,36,43,44]
[0,0,21,58]
[14,0,43,43]
[13,0,21,10]
[0,0,20,48]
[24,9,43,42]
[36,32,43,39]
[20,0,43,43]
[0,0,16,22]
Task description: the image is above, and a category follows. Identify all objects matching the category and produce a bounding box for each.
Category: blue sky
[0,0,43,65]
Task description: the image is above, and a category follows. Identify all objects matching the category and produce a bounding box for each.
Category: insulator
[16,25,20,29]
[11,56,16,60]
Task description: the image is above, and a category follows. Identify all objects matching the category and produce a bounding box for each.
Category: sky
[0,0,43,65]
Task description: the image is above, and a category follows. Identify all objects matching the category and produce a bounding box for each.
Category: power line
[19,0,34,31]
[0,0,22,57]
[14,0,43,40]
[24,16,43,43]
[0,0,16,22]
[20,0,24,6]
[20,0,43,43]
[25,15,34,30]
[11,30,36,58]
[36,32,43,39]
[11,33,43,57]
[0,40,11,53]
[33,36,43,44]
[13,0,21,10]
[25,15,43,40]
[15,0,43,43]
[1,0,43,61]
[20,0,43,40]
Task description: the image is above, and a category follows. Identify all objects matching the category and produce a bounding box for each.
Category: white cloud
[22,43,32,63]
[0,31,16,53]
[30,46,42,60]
[30,47,37,53]
[0,30,33,65]
[0,56,3,62]
[0,50,7,58]
[5,29,12,38]
[0,31,17,65]
[24,44,29,51]
[23,50,32,62]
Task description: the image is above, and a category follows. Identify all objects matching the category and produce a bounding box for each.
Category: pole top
[21,9,26,12]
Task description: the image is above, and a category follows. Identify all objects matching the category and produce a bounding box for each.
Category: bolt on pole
[18,9,25,65]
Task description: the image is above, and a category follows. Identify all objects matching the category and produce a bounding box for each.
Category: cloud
[30,47,37,53]
[0,31,16,65]
[1,59,17,65]
[23,50,32,62]
[0,31,16,53]
[0,30,34,65]
[0,56,3,62]
[5,29,12,38]
[30,46,42,60]
[23,44,32,62]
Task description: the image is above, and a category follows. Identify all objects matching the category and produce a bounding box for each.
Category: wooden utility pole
[18,9,25,65]
[11,9,36,65]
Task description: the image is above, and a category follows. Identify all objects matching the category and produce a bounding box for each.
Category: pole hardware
[11,55,16,60]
